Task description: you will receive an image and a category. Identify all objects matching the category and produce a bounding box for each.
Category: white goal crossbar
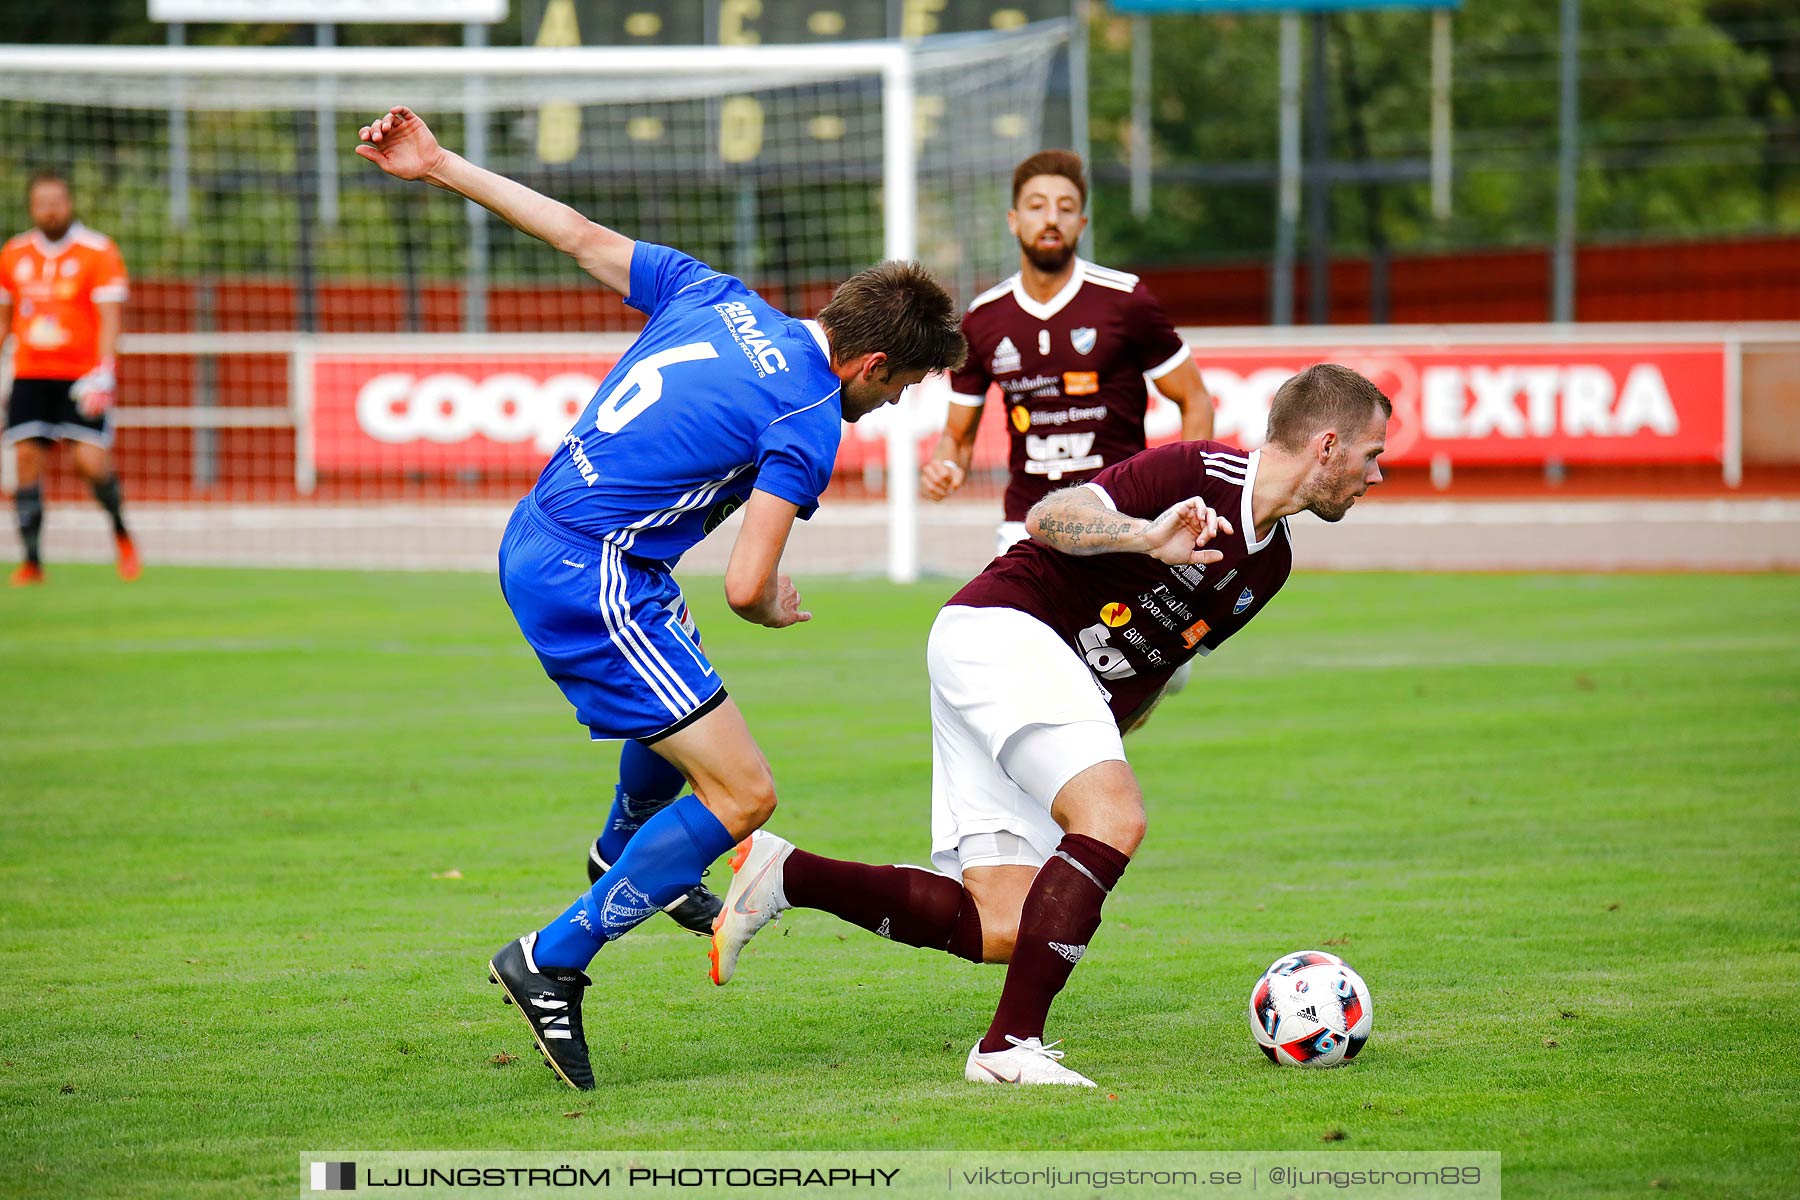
[0,36,999,581]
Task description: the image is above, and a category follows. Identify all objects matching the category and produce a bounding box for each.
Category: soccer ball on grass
[1248,950,1373,1067]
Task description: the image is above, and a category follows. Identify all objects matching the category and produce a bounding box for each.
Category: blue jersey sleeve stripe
[673,272,725,297]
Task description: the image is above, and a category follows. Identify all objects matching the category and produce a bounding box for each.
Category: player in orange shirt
[1,171,138,585]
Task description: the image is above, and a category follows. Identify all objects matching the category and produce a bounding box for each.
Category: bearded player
[920,150,1214,557]
[2,171,138,585]
[711,364,1389,1087]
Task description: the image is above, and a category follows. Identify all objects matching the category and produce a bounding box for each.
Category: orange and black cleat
[9,561,44,587]
[115,535,141,582]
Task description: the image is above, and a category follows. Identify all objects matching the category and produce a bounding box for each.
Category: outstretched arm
[1026,483,1232,564]
[356,106,633,295]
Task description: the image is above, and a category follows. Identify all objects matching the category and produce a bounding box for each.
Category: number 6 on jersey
[593,341,720,434]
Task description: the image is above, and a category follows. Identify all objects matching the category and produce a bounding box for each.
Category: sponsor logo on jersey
[992,336,1021,374]
[1071,326,1097,355]
[1019,404,1108,429]
[1078,621,1137,682]
[1234,587,1255,614]
[1120,625,1158,661]
[713,300,788,377]
[562,433,600,486]
[1135,590,1182,631]
[702,495,743,533]
[1100,602,1131,628]
[24,316,69,348]
[1181,618,1211,648]
[1011,405,1031,433]
[1023,432,1103,478]
[998,373,1062,397]
[1171,563,1205,589]
[1149,583,1195,621]
[1063,371,1099,396]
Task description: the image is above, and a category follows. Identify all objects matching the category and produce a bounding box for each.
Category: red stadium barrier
[300,339,1727,483]
[19,327,1760,506]
[312,352,623,472]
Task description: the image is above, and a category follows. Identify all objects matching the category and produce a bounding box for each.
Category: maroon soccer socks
[778,833,1132,1053]
[782,850,985,962]
[979,833,1129,1053]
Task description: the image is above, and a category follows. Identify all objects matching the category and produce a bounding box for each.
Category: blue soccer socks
[597,740,688,866]
[533,795,737,969]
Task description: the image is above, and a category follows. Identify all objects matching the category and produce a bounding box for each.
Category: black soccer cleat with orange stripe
[488,932,594,1091]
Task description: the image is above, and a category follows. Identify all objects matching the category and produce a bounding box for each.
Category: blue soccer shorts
[499,496,726,743]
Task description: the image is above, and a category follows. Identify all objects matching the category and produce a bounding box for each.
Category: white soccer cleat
[708,830,794,985]
[964,1036,1097,1087]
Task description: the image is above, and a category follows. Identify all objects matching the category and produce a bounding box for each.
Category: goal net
[0,22,1068,578]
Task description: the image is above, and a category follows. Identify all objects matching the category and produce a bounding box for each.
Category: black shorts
[3,376,112,448]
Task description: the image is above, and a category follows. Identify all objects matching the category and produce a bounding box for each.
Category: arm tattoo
[1028,489,1146,555]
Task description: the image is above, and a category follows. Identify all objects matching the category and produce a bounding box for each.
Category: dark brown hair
[1011,149,1088,210]
[1265,363,1392,451]
[817,260,967,377]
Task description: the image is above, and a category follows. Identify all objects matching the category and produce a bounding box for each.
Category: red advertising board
[308,342,1728,474]
[311,353,621,471]
[907,341,1730,475]
[1193,344,1727,465]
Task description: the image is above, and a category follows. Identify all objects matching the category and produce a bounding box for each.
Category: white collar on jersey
[1009,257,1091,322]
[801,319,832,362]
[28,221,88,259]
[1239,450,1284,555]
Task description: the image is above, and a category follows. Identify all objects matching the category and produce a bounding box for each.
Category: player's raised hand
[1142,496,1234,566]
[355,106,445,181]
[920,459,966,501]
[764,574,814,629]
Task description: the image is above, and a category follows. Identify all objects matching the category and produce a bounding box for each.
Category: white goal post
[0,25,1071,581]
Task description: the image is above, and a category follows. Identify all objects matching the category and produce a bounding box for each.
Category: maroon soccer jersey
[947,258,1191,522]
[947,441,1293,726]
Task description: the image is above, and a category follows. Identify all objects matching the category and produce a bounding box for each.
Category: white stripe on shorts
[596,545,692,717]
[607,546,699,709]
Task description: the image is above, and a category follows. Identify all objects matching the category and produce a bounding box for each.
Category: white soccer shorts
[995,520,1030,558]
[927,605,1127,879]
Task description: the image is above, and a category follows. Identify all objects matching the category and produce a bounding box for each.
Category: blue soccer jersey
[530,242,844,568]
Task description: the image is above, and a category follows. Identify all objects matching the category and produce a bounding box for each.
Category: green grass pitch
[2,566,1796,1198]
